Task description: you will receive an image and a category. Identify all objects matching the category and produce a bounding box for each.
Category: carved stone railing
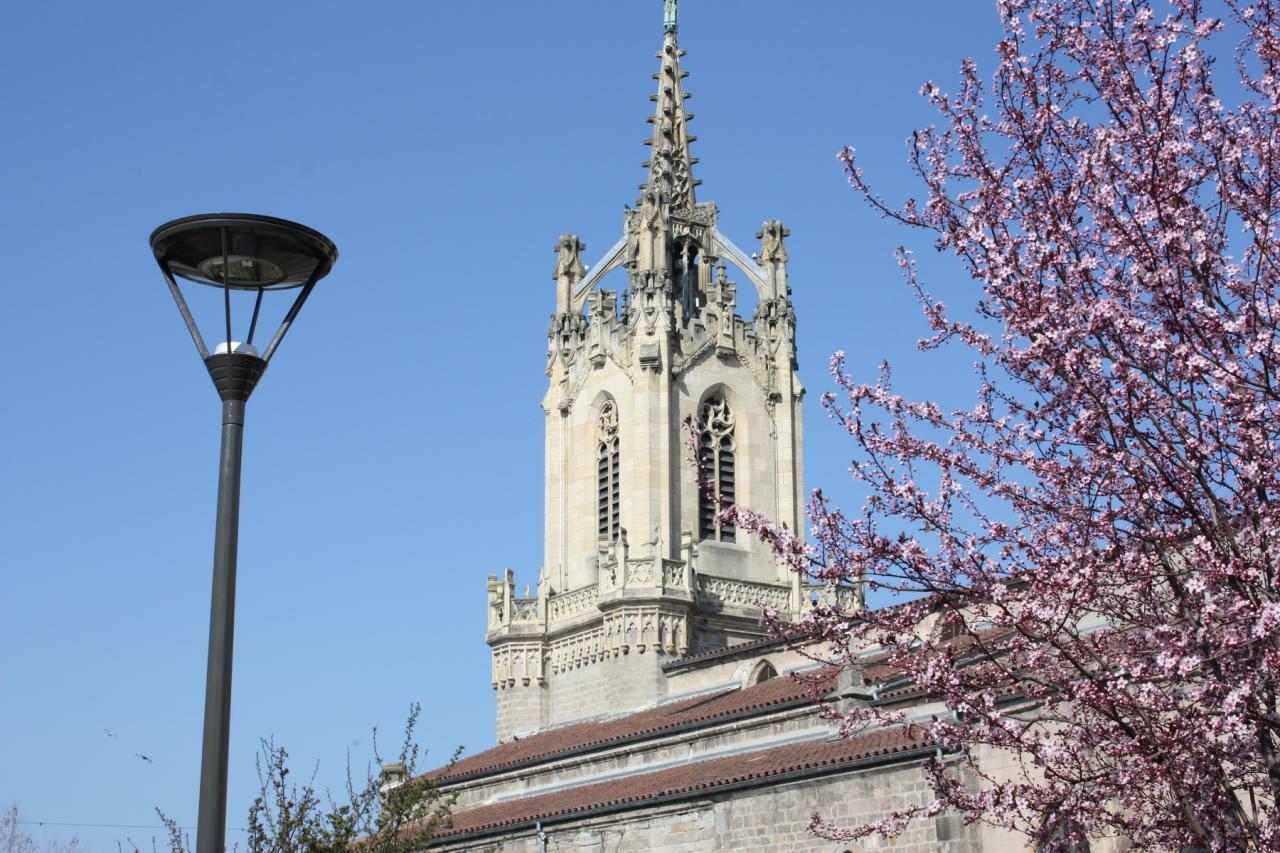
[830,584,861,610]
[624,559,657,587]
[510,597,540,624]
[662,560,691,589]
[597,557,693,593]
[696,575,792,613]
[805,583,862,611]
[548,584,598,622]
[487,569,544,632]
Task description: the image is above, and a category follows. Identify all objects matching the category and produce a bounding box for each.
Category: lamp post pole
[150,213,337,853]
[197,356,264,853]
[198,396,243,853]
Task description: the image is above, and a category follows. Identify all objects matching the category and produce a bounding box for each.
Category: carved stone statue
[553,234,587,281]
[624,208,641,269]
[756,220,791,299]
[756,220,789,265]
[637,189,669,272]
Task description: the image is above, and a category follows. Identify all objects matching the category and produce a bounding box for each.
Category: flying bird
[135,753,153,764]
[104,729,117,738]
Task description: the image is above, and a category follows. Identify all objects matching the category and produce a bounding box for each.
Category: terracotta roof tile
[433,726,935,841]
[431,668,836,784]
[661,632,802,669]
[433,628,1007,786]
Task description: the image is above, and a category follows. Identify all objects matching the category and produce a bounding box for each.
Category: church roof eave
[428,727,943,845]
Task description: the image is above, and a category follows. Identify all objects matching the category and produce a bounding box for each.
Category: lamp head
[150,213,337,291]
[150,213,338,399]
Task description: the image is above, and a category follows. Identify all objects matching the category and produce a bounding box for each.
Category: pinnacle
[639,6,699,210]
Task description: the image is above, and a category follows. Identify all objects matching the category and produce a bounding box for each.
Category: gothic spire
[643,0,699,211]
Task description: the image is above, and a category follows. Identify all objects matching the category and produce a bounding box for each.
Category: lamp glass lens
[197,255,287,288]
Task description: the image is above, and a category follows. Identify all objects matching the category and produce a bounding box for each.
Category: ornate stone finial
[664,0,678,33]
[552,234,587,314]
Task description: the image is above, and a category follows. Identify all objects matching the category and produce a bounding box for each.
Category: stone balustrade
[548,584,598,622]
[695,574,792,613]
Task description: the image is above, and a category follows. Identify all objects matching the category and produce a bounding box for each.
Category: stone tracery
[597,399,621,542]
[697,394,737,542]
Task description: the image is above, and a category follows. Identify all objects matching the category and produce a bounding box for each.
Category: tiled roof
[433,627,1009,787]
[432,668,837,784]
[433,726,935,842]
[660,632,801,670]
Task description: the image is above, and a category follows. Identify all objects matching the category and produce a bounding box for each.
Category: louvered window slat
[697,395,737,542]
[597,400,621,543]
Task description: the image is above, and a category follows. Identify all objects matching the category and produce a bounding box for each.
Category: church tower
[486,1,808,741]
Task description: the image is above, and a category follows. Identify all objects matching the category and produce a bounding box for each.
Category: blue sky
[0,1,1002,848]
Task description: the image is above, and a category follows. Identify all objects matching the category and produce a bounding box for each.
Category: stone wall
[433,760,985,852]
[548,646,674,729]
[494,680,546,743]
[496,644,682,741]
[544,657,610,728]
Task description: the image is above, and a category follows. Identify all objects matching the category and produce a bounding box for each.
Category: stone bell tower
[486,1,812,741]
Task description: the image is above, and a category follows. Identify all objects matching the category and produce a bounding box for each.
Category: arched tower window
[673,236,701,316]
[598,400,621,541]
[698,394,736,542]
[750,661,777,685]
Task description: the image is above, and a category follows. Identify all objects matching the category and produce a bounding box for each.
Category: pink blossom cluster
[728,1,1280,849]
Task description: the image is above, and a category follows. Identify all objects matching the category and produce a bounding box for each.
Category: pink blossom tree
[732,0,1280,849]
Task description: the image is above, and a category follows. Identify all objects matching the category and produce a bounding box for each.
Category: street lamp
[150,213,338,853]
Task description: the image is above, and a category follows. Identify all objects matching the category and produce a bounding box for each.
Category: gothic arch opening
[697,392,737,542]
[597,397,621,542]
[748,660,777,686]
[672,235,702,319]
